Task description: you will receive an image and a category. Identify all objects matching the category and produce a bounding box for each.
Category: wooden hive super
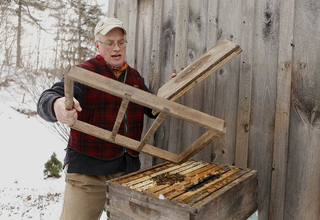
[106,160,258,220]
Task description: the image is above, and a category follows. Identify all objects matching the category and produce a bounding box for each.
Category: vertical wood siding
[107,0,320,219]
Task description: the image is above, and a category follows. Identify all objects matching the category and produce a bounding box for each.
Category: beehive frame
[64,39,243,163]
[64,66,225,163]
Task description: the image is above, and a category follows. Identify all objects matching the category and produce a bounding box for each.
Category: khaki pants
[60,172,125,220]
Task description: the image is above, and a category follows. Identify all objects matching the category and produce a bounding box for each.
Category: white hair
[95,33,101,42]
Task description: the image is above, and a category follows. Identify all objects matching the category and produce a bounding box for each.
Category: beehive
[106,160,258,220]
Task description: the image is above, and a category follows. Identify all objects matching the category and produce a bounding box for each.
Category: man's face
[95,28,126,67]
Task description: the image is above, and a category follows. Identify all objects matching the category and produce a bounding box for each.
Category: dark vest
[67,57,145,159]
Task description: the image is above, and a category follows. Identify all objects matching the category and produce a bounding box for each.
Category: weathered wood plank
[157,39,242,102]
[66,66,225,132]
[195,170,258,220]
[107,0,117,18]
[178,130,224,164]
[269,0,295,219]
[174,0,189,74]
[269,62,292,219]
[235,0,255,169]
[115,0,130,30]
[249,1,281,219]
[72,120,179,162]
[64,65,73,110]
[284,1,320,219]
[171,169,241,203]
[64,66,226,163]
[152,0,179,166]
[149,0,164,93]
[211,0,243,166]
[107,182,192,220]
[126,0,138,68]
[110,93,131,143]
[202,0,219,163]
[135,0,154,82]
[180,0,208,161]
[137,111,168,151]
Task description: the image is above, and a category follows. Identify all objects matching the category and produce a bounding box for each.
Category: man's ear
[94,41,100,51]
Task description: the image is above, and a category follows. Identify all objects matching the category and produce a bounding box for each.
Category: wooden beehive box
[106,160,258,220]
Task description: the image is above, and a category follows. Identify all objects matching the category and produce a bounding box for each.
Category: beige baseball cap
[94,18,127,36]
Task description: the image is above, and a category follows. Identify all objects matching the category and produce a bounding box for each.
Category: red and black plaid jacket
[68,57,145,159]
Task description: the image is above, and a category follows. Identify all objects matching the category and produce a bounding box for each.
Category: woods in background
[0,0,105,73]
[0,0,106,144]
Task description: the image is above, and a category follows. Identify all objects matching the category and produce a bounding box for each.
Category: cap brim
[99,26,127,36]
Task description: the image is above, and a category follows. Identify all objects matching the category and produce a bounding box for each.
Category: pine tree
[44,152,63,178]
[53,0,104,67]
[5,0,48,67]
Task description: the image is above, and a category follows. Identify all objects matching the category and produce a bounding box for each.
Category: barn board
[156,39,242,102]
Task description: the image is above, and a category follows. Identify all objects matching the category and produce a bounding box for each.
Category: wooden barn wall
[107,0,320,219]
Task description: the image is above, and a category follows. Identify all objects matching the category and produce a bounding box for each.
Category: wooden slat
[107,182,193,220]
[153,0,179,165]
[137,109,168,151]
[135,0,153,78]
[64,65,226,163]
[178,130,224,164]
[152,164,225,198]
[249,1,281,219]
[137,163,213,193]
[64,65,73,110]
[139,0,165,169]
[115,162,174,185]
[200,0,219,163]
[67,66,225,133]
[107,0,117,18]
[163,166,231,201]
[235,0,255,168]
[171,168,241,203]
[179,0,207,161]
[194,170,258,219]
[123,161,197,188]
[284,1,320,219]
[211,0,243,166]
[269,62,292,219]
[126,0,138,68]
[157,39,242,102]
[185,170,249,205]
[109,93,131,143]
[269,0,295,219]
[71,120,179,162]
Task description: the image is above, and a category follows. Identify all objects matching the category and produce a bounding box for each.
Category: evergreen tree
[44,152,63,178]
[53,0,104,67]
[5,0,48,67]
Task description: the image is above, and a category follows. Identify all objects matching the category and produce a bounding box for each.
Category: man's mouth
[111,54,121,58]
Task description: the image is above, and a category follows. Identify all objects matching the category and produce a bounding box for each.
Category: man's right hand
[53,97,82,126]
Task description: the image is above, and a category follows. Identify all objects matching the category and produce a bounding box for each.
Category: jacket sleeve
[37,76,85,123]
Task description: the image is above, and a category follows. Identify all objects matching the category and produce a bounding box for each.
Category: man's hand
[53,97,82,126]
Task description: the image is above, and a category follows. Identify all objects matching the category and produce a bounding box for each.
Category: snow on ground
[0,71,108,219]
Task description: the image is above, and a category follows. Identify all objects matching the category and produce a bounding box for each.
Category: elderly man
[37,18,174,220]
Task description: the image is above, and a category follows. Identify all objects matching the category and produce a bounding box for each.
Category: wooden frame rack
[64,39,242,163]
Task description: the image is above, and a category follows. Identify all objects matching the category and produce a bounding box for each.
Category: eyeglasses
[97,40,127,49]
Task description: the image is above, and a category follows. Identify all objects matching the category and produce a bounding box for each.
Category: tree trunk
[77,0,82,63]
[16,0,22,67]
